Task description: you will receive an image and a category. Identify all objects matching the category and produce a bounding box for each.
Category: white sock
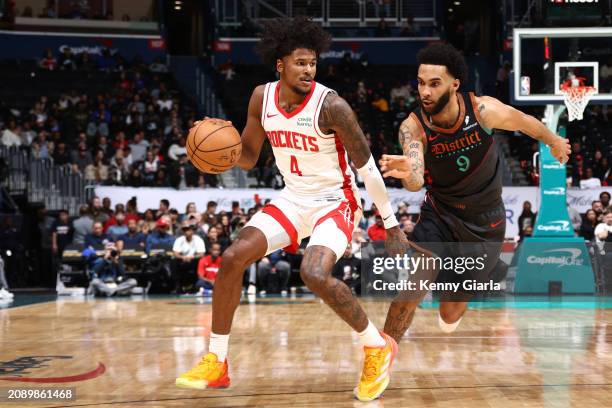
[358,320,386,348]
[438,314,462,333]
[209,333,230,362]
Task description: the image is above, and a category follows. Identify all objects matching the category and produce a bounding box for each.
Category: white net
[561,85,596,122]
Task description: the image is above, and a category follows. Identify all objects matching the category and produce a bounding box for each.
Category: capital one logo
[543,187,565,196]
[527,248,584,268]
[536,220,570,232]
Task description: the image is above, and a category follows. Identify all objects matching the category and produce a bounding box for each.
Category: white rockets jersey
[261,80,360,208]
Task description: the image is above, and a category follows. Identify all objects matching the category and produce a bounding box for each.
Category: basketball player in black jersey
[380,43,571,342]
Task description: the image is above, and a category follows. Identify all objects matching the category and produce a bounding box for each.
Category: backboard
[511,27,612,106]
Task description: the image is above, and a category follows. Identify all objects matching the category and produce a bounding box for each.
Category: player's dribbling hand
[550,136,571,165]
[379,154,412,179]
[192,117,233,128]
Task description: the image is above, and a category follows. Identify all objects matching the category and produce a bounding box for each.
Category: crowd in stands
[15,1,153,22]
[0,48,220,188]
[34,194,418,297]
[18,189,606,297]
[516,191,612,245]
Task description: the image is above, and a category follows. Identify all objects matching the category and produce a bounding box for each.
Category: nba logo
[520,76,531,96]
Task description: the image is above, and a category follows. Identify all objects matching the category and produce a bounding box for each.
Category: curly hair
[255,16,331,66]
[416,43,468,83]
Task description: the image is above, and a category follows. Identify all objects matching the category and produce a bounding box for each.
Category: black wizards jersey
[413,92,503,213]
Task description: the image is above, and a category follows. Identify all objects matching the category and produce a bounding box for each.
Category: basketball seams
[194,124,234,150]
[198,140,242,153]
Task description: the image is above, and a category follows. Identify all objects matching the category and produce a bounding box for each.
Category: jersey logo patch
[267,113,279,118]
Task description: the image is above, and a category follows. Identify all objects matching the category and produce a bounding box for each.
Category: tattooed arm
[318,92,371,167]
[475,95,571,164]
[319,93,408,256]
[379,115,426,192]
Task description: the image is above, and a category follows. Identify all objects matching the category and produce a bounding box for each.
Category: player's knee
[299,263,327,291]
[219,247,248,275]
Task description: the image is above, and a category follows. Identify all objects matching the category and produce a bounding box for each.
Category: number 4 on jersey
[290,155,303,176]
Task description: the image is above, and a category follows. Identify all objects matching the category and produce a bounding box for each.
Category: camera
[110,249,118,258]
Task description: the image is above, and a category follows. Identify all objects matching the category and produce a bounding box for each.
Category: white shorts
[245,191,362,260]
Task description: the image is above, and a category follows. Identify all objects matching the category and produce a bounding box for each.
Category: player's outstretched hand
[385,226,410,257]
[379,154,412,179]
[550,136,571,165]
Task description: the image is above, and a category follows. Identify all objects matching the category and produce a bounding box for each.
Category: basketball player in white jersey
[176,16,408,401]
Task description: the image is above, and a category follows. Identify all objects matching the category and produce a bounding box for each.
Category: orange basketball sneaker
[175,352,230,390]
[354,331,398,402]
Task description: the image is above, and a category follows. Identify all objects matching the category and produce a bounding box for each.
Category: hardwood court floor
[0,295,611,407]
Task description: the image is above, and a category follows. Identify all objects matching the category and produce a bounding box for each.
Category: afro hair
[255,16,332,66]
[416,43,468,83]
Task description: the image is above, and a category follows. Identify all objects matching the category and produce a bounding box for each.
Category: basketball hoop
[560,82,596,122]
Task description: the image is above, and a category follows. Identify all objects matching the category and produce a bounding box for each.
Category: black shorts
[410,194,506,296]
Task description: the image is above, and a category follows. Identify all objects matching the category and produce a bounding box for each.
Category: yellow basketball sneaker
[354,331,398,402]
[175,352,230,390]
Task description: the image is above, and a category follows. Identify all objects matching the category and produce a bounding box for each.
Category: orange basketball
[186,118,242,174]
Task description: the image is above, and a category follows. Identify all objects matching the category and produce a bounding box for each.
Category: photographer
[85,242,136,297]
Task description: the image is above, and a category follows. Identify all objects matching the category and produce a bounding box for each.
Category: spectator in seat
[40,49,57,70]
[53,142,71,165]
[142,150,159,184]
[371,92,389,113]
[101,197,113,217]
[204,226,229,253]
[85,222,111,248]
[129,131,149,163]
[73,205,93,245]
[332,244,361,294]
[181,202,198,223]
[600,191,611,209]
[592,200,605,222]
[149,57,168,73]
[580,167,602,189]
[169,208,181,235]
[172,222,205,293]
[108,155,129,185]
[257,249,290,295]
[168,136,187,161]
[580,209,598,241]
[595,210,612,245]
[107,212,128,241]
[367,214,386,241]
[117,219,146,251]
[196,243,222,295]
[51,209,74,256]
[58,47,77,70]
[157,199,170,218]
[71,142,93,173]
[84,150,109,182]
[517,201,536,239]
[145,217,175,253]
[1,120,21,147]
